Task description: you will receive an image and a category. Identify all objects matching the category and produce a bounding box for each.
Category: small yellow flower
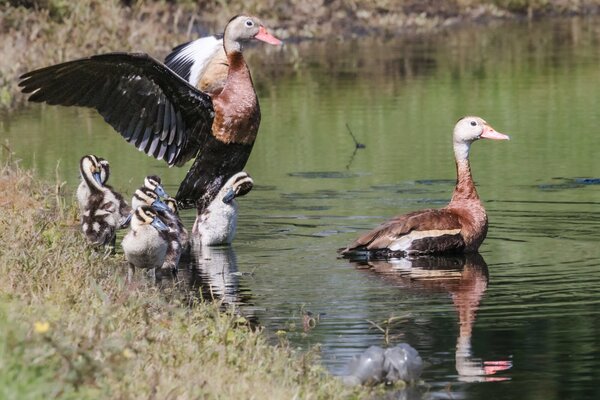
[122,348,134,359]
[34,321,50,334]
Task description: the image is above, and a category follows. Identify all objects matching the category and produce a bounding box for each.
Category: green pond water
[3,17,600,399]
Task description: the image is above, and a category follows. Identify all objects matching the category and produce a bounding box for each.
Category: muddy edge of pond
[3,0,600,111]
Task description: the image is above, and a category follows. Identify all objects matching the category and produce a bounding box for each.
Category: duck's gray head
[453,116,510,161]
[223,15,282,53]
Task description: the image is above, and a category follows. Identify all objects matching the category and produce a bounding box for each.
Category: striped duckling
[192,171,253,246]
[143,175,169,199]
[129,188,183,272]
[77,155,129,225]
[131,186,170,213]
[163,196,189,251]
[78,155,123,248]
[122,205,170,281]
[97,158,130,224]
[76,154,102,214]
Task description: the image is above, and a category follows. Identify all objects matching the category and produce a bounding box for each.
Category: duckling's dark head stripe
[233,173,250,184]
[145,175,162,186]
[134,187,157,202]
[233,176,253,197]
[80,154,99,170]
[134,207,145,221]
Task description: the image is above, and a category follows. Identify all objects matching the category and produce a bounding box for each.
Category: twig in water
[345,123,366,170]
[345,123,366,149]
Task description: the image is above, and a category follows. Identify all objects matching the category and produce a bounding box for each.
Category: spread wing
[165,36,223,86]
[341,209,465,256]
[19,52,214,166]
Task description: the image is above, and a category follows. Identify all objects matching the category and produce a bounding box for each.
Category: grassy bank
[0,153,371,399]
[3,0,600,111]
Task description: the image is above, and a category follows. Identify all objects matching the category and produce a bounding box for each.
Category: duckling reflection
[168,243,242,306]
[351,253,511,382]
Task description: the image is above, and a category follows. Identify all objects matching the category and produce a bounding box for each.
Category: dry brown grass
[0,0,194,109]
[3,0,600,110]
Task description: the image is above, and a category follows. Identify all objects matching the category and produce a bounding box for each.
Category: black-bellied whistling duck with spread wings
[340,116,509,259]
[19,15,281,213]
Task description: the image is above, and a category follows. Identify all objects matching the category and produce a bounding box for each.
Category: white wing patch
[165,36,223,87]
[388,229,461,252]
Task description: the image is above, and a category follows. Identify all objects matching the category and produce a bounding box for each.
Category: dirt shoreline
[2,0,600,111]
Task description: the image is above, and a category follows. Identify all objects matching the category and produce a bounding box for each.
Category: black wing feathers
[19,52,214,167]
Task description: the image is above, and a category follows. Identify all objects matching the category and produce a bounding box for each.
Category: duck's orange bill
[255,26,282,45]
[481,125,510,140]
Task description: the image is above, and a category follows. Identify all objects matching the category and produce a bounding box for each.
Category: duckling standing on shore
[76,155,103,214]
[78,155,123,249]
[97,158,130,224]
[128,188,183,273]
[163,197,189,251]
[192,172,253,246]
[77,155,130,226]
[122,206,170,282]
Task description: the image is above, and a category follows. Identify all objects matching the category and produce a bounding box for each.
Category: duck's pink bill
[481,125,510,140]
[255,26,282,45]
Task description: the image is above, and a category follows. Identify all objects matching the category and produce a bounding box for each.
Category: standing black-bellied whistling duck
[340,116,510,259]
[19,15,282,213]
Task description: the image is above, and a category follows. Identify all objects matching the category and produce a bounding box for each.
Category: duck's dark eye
[470,121,477,127]
[245,20,254,27]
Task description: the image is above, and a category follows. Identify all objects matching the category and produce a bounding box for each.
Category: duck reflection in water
[351,253,512,382]
[158,242,244,306]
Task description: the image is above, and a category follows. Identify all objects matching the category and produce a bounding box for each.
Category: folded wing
[341,209,465,256]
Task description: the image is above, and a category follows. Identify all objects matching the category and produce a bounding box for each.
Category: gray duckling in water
[192,171,253,246]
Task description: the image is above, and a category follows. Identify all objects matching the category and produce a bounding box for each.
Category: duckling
[143,175,169,198]
[163,197,189,251]
[77,155,130,226]
[79,157,122,248]
[128,189,183,272]
[76,155,103,214]
[131,186,170,212]
[122,205,170,281]
[97,158,130,224]
[192,172,253,246]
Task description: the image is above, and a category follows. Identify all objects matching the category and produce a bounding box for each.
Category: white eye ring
[245,20,254,27]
